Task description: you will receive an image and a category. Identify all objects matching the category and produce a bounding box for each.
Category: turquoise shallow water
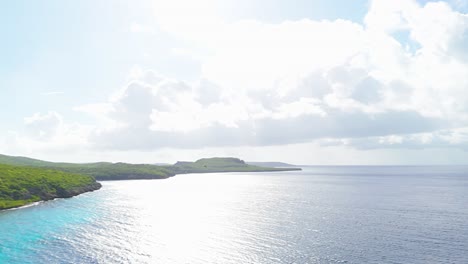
[1,166,468,263]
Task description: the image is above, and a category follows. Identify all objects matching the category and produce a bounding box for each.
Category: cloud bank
[6,0,468,158]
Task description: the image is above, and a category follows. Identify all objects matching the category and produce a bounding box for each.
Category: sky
[1,0,468,165]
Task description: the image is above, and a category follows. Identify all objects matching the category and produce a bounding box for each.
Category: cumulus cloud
[81,69,446,151]
[2,112,91,157]
[74,0,468,152]
[23,111,63,140]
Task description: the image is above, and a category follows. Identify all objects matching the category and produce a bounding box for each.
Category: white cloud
[80,68,445,150]
[9,0,468,159]
[72,0,468,152]
[203,19,366,95]
[2,112,91,157]
[24,111,63,140]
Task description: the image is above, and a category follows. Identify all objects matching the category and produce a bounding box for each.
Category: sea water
[1,166,467,263]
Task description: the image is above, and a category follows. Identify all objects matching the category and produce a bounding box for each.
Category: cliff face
[52,182,102,199]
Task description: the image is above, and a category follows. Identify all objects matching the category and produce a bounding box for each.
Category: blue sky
[2,0,468,164]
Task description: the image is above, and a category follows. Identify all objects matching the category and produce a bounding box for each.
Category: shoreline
[2,201,43,212]
[0,182,102,211]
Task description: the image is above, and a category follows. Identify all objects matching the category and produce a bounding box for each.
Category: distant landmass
[169,157,301,174]
[247,161,298,168]
[0,154,300,181]
[0,154,301,210]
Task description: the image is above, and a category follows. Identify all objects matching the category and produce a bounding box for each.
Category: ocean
[1,166,467,263]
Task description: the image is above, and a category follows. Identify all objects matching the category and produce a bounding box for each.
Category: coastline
[0,168,302,211]
[0,156,301,211]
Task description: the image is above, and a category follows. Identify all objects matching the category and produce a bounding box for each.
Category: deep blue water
[1,166,468,263]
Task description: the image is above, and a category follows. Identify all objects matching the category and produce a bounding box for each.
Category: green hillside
[0,154,53,167]
[45,163,174,180]
[0,154,174,180]
[0,164,101,210]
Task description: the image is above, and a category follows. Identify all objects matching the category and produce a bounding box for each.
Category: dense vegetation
[0,154,174,180]
[43,163,174,180]
[168,157,301,174]
[0,164,101,210]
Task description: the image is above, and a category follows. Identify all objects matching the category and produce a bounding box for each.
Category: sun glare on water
[101,174,262,262]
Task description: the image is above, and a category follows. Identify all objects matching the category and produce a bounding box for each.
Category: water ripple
[1,167,468,263]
